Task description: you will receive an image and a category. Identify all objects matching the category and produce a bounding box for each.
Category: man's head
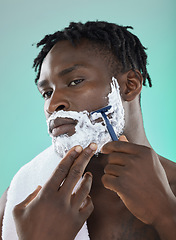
[33,21,151,88]
[33,21,152,155]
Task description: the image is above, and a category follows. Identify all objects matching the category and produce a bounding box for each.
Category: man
[0,21,176,240]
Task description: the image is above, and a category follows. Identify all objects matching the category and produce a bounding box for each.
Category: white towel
[2,145,90,240]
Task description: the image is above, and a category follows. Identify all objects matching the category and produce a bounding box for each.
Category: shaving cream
[47,77,125,158]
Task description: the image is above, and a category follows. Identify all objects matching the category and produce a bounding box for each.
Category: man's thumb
[119,135,128,142]
[19,185,42,207]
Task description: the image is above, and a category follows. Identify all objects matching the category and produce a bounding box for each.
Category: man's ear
[121,69,143,101]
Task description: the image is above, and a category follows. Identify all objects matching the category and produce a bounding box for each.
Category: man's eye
[42,91,53,100]
[69,79,84,86]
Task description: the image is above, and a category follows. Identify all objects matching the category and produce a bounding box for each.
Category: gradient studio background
[0,0,175,197]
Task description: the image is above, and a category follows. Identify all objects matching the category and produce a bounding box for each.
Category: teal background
[0,0,175,197]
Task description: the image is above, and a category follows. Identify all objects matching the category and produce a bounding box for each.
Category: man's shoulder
[160,155,176,194]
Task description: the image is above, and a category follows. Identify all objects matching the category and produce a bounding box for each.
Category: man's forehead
[37,64,87,88]
[37,38,118,86]
[40,43,108,72]
[49,39,92,55]
[46,38,113,60]
[41,39,95,67]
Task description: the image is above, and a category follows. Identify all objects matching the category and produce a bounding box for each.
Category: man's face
[38,40,114,120]
[37,40,125,157]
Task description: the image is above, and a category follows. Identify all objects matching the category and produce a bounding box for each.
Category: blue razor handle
[91,105,118,141]
[101,112,118,141]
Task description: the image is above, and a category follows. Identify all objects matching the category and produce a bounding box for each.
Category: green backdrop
[0,0,176,197]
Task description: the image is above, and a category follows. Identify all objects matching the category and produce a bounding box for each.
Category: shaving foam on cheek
[46,77,125,158]
[90,77,125,135]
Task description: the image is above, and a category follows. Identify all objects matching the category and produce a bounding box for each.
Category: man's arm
[0,188,8,240]
[101,136,176,240]
[12,144,97,240]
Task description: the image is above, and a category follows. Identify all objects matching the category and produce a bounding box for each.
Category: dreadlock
[33,21,152,87]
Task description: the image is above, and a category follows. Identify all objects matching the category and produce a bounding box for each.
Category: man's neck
[122,98,151,148]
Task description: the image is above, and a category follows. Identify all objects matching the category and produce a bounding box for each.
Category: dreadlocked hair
[33,21,152,87]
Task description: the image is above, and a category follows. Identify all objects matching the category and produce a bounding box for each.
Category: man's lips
[49,118,77,137]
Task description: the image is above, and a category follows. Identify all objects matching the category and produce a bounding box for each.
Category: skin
[13,144,97,240]
[1,39,176,240]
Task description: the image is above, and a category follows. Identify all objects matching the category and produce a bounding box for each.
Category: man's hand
[13,143,97,240]
[101,136,176,228]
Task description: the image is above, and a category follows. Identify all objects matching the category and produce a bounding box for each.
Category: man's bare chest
[87,203,160,240]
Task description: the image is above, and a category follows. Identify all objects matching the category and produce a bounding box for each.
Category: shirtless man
[0,21,176,240]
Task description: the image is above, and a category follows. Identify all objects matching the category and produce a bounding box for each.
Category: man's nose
[46,90,70,114]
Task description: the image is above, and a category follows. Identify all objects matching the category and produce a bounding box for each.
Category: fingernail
[75,145,83,153]
[89,143,97,151]
[119,135,128,142]
[85,172,93,179]
[37,185,42,191]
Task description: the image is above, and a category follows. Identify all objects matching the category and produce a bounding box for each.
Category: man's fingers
[43,146,83,192]
[101,174,119,192]
[107,152,131,165]
[101,137,140,155]
[60,143,97,197]
[104,164,125,176]
[71,172,93,209]
[20,185,42,207]
[119,135,128,142]
[13,185,42,216]
[79,195,94,220]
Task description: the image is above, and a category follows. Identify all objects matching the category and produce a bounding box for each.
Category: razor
[91,105,118,141]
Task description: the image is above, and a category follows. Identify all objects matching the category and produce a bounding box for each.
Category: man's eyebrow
[58,64,85,77]
[37,64,86,89]
[37,79,49,90]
